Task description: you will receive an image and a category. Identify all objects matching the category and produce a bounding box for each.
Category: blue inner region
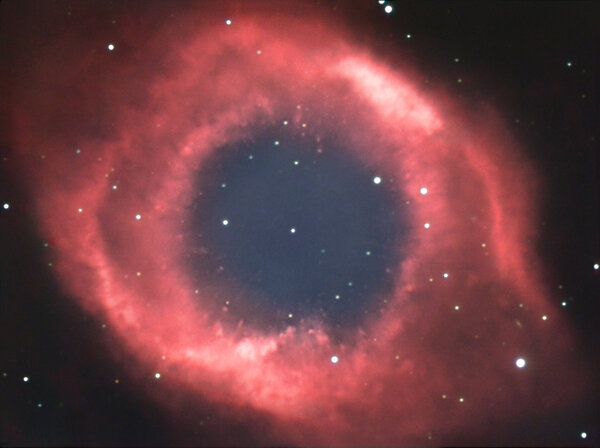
[190,130,406,330]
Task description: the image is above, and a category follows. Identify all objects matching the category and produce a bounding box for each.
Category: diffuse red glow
[11,6,586,445]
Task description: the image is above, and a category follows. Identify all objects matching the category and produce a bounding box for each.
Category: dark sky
[0,1,598,446]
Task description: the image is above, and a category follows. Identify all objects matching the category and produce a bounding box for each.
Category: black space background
[0,1,598,446]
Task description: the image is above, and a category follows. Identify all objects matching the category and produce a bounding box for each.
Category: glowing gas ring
[16,10,585,446]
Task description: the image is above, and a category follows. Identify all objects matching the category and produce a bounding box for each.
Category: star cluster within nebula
[5,3,592,446]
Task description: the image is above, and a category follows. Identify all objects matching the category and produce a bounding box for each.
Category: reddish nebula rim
[14,9,586,445]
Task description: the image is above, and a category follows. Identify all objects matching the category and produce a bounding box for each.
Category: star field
[0,1,598,446]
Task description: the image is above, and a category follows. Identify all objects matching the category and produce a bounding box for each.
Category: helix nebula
[2,1,596,446]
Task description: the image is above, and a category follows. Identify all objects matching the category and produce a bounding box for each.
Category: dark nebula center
[189,128,406,331]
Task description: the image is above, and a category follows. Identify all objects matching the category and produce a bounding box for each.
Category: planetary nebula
[8,3,588,445]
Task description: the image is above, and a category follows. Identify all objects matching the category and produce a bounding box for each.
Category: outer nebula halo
[6,2,590,446]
